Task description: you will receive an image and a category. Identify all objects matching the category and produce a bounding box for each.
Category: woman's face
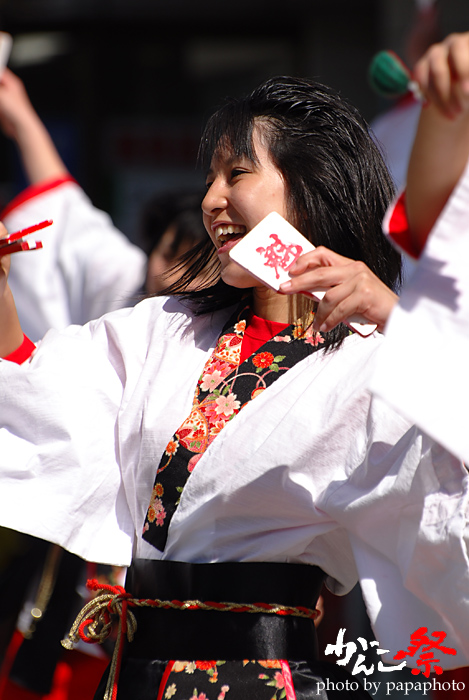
[201,125,288,288]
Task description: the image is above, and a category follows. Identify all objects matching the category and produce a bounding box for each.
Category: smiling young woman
[163,77,401,344]
[0,65,468,700]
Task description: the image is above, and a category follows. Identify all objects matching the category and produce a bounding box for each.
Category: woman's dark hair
[163,76,401,348]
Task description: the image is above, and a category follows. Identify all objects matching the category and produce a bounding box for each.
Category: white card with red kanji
[229,211,377,337]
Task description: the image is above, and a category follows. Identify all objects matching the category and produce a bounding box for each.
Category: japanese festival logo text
[320,627,464,696]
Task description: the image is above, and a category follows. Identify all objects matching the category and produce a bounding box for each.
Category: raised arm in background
[406,32,469,253]
[0,68,68,185]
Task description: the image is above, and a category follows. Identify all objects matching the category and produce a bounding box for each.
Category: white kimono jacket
[372,157,469,466]
[0,296,468,667]
[2,176,147,341]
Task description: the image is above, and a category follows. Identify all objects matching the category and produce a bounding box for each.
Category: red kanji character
[412,651,443,678]
[393,627,457,678]
[256,234,303,279]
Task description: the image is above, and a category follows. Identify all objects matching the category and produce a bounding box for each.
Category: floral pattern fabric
[142,306,325,552]
[158,659,296,700]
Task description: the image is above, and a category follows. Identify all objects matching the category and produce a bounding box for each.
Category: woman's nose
[201,178,227,215]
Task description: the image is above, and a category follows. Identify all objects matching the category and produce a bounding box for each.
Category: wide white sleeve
[0,311,137,566]
[323,395,469,668]
[370,156,469,465]
[3,178,147,340]
[370,99,421,192]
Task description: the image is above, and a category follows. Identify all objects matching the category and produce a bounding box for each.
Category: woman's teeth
[215,224,246,243]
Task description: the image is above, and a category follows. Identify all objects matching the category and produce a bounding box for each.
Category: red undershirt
[240,311,289,365]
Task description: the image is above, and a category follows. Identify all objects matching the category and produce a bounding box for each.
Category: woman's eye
[205,181,213,190]
[231,169,246,179]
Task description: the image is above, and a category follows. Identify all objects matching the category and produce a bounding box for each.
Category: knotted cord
[62,578,319,700]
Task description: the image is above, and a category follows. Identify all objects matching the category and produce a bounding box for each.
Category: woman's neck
[251,286,292,323]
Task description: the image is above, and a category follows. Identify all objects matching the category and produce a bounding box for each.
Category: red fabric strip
[3,334,36,364]
[156,661,175,700]
[384,191,421,259]
[0,175,77,219]
[280,660,297,700]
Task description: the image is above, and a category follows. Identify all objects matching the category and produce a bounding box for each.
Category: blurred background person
[0,68,207,340]
[139,188,208,296]
[0,67,147,340]
[369,0,442,285]
[0,68,206,700]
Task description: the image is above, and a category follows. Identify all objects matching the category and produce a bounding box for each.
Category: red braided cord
[83,580,131,700]
[135,597,317,619]
[78,618,97,644]
[86,579,127,596]
[85,580,317,619]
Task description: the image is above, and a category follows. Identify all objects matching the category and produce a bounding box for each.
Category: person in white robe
[0,67,147,341]
[370,32,469,467]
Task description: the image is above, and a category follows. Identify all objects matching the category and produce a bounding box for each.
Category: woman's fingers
[280,246,351,292]
[312,274,398,333]
[414,33,469,118]
[279,247,398,333]
[280,248,367,297]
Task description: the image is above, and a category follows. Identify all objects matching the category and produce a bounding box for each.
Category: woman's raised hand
[0,68,68,184]
[279,247,398,333]
[0,68,38,140]
[414,32,469,120]
[406,33,469,252]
